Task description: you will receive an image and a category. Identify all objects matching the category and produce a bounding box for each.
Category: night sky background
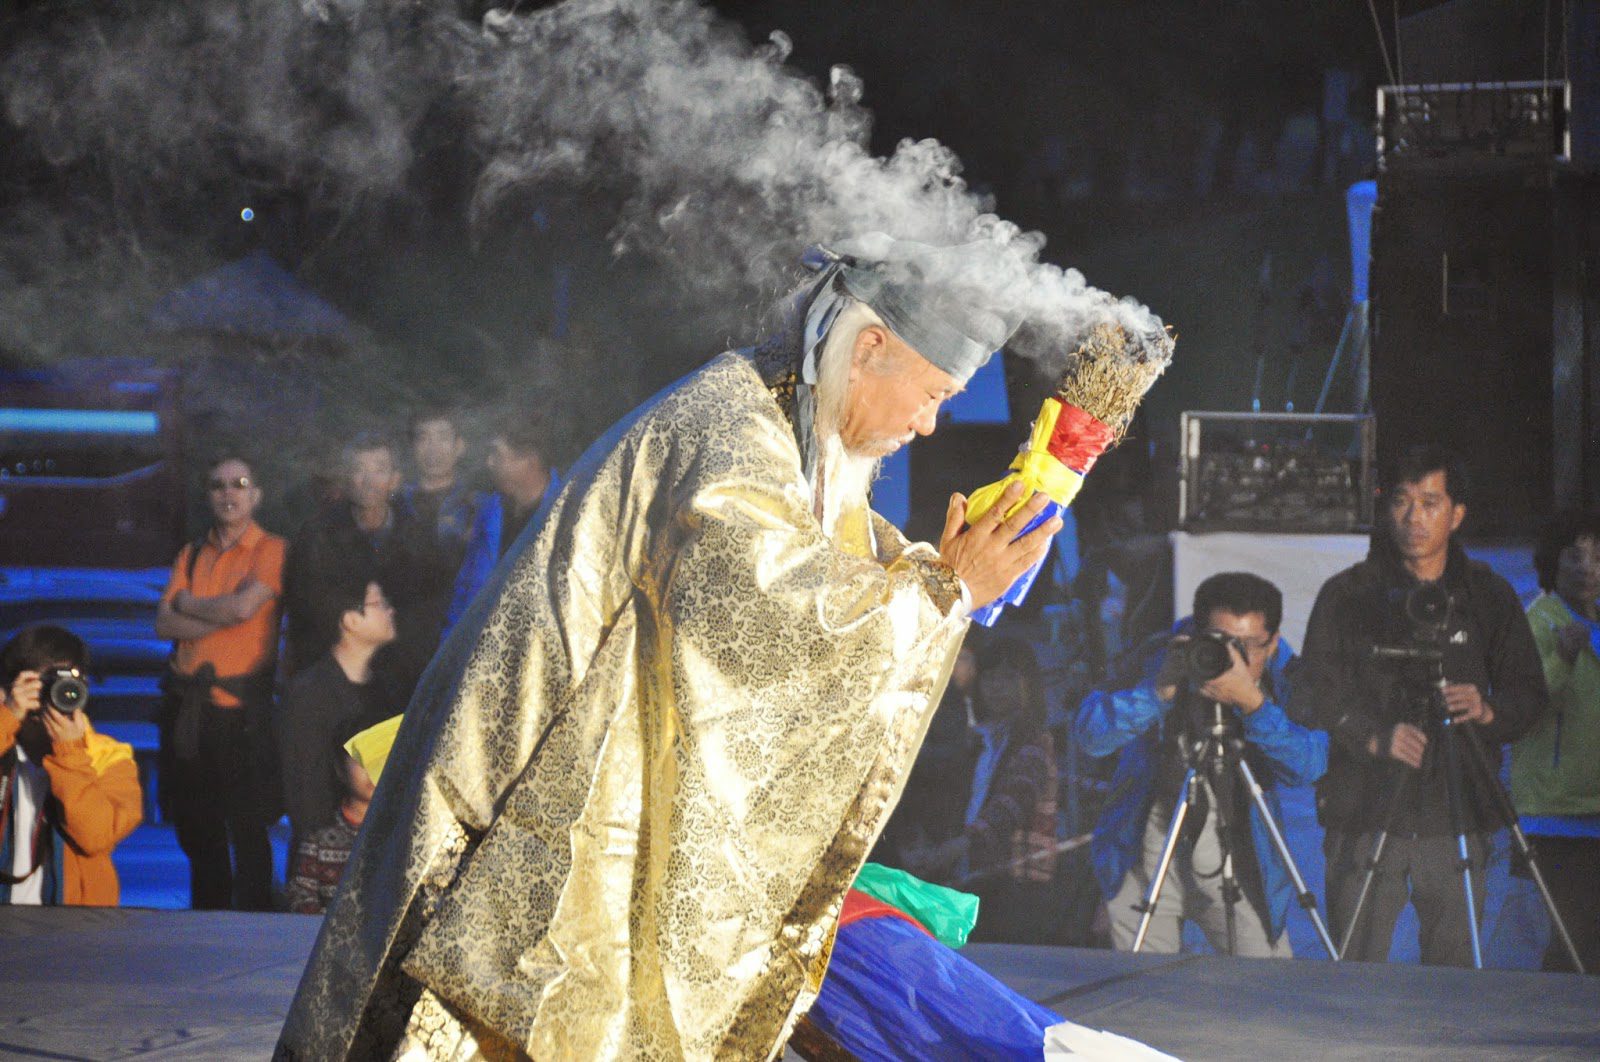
[0,1,1475,536]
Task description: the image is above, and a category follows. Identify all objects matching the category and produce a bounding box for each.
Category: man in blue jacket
[443,406,561,634]
[1075,571,1327,956]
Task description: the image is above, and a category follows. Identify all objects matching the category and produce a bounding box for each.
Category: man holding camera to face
[1297,446,1549,966]
[1,625,143,906]
[1076,572,1328,957]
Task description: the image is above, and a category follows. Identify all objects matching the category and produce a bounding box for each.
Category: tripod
[1131,697,1340,959]
[1337,649,1585,972]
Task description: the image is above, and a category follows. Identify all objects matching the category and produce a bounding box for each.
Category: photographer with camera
[1298,446,1549,967]
[1076,572,1328,956]
[1,625,143,905]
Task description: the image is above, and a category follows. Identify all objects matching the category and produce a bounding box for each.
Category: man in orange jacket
[1,625,143,905]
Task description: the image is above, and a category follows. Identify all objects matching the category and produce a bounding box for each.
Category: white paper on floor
[1043,1019,1183,1061]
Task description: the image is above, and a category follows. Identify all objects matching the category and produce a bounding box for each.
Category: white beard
[813,429,882,541]
[810,303,888,541]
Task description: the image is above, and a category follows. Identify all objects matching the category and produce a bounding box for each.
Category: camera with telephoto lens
[1181,629,1247,685]
[1401,582,1457,642]
[42,667,89,714]
[1370,583,1468,671]
[1380,582,1465,652]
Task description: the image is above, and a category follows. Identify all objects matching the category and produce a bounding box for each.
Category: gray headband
[803,235,1023,385]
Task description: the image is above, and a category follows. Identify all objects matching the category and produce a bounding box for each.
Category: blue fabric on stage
[810,915,1062,1061]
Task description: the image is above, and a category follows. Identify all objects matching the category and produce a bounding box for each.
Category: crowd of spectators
[879,445,1598,973]
[3,428,1596,980]
[0,400,560,915]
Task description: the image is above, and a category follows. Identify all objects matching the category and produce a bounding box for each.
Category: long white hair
[811,297,887,537]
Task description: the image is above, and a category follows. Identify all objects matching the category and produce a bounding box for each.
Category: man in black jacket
[1294,445,1548,966]
[285,433,433,704]
[277,573,396,851]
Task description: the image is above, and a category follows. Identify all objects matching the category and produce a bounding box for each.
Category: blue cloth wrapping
[970,500,1065,627]
[809,915,1063,1061]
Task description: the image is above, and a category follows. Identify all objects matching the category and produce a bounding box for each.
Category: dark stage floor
[4,907,1597,1060]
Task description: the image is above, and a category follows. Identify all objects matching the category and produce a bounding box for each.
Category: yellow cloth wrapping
[963,397,1086,524]
[275,350,970,1061]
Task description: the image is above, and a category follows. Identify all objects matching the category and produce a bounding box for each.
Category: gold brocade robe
[275,348,969,1060]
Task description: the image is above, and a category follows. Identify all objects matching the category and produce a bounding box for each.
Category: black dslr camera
[1372,583,1467,664]
[1399,582,1459,644]
[42,667,89,714]
[1181,630,1246,685]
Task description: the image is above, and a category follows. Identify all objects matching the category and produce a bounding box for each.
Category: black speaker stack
[1369,1,1600,534]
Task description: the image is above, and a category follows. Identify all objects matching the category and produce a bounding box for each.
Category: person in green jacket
[1513,508,1600,973]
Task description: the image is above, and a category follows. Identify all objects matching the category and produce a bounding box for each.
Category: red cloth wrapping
[1046,402,1115,475]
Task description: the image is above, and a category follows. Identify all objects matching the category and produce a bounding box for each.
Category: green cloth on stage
[852,863,980,949]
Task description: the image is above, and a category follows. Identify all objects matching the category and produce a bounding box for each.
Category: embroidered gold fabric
[276,350,968,1061]
[394,989,523,1062]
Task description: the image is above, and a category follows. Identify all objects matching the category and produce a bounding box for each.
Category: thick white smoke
[0,0,1169,373]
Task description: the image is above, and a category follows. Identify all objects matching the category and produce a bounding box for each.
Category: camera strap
[1179,784,1211,850]
[0,758,51,885]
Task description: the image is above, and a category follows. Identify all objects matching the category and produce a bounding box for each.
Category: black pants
[1324,829,1488,967]
[169,705,274,911]
[1527,835,1600,974]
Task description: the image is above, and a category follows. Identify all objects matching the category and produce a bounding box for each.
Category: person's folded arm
[173,579,276,627]
[155,595,223,640]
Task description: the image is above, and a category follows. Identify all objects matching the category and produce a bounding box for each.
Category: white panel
[1171,531,1370,651]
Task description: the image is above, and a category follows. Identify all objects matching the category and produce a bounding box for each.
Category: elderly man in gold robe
[275,237,1062,1061]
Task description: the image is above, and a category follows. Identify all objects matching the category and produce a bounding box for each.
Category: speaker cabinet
[1370,168,1554,536]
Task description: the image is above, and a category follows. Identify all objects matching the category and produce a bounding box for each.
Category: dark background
[1,0,1592,540]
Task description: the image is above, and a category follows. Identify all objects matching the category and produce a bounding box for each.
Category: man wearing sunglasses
[155,454,287,911]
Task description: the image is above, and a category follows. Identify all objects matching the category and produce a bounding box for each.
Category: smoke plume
[2,0,1168,361]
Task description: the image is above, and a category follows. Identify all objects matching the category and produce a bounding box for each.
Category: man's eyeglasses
[208,476,253,491]
[1207,631,1273,656]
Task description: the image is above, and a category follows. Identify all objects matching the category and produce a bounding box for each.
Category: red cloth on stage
[839,888,933,937]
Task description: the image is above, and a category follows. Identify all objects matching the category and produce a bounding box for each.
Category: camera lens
[1405,583,1452,628]
[46,672,89,713]
[1184,636,1234,684]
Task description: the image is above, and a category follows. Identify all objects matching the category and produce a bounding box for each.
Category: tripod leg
[1337,830,1390,960]
[1337,768,1410,961]
[1234,754,1341,960]
[1221,842,1238,957]
[1456,724,1587,974]
[1439,720,1485,969]
[1200,765,1241,957]
[1131,770,1195,954]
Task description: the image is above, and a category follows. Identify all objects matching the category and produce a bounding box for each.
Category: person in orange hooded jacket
[1,625,142,906]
